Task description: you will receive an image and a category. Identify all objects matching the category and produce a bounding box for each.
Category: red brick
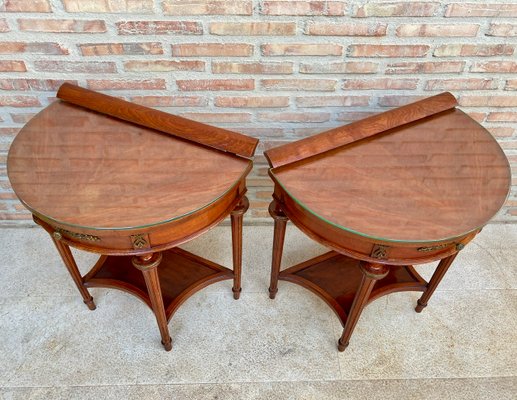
[434,44,514,57]
[445,3,517,17]
[386,61,465,74]
[348,44,429,58]
[487,113,517,122]
[396,24,479,37]
[300,62,378,74]
[124,60,205,72]
[181,112,252,123]
[261,1,346,16]
[261,79,336,91]
[425,79,497,91]
[262,43,342,56]
[0,213,32,221]
[212,62,292,74]
[215,96,289,108]
[471,62,517,73]
[466,112,486,123]
[130,96,207,107]
[306,22,387,36]
[116,21,202,35]
[488,127,515,138]
[87,79,166,90]
[460,96,517,107]
[34,61,116,73]
[1,0,51,12]
[343,78,418,90]
[0,127,20,137]
[210,22,295,35]
[506,80,517,90]
[488,24,517,37]
[177,79,254,91]
[296,96,369,107]
[172,43,252,57]
[0,79,77,91]
[10,113,36,124]
[0,96,41,107]
[63,0,153,13]
[163,1,251,15]
[0,61,26,72]
[0,42,68,55]
[292,128,325,137]
[354,2,439,17]
[79,43,163,56]
[336,111,377,122]
[237,128,284,138]
[18,19,106,33]
[0,19,9,32]
[258,112,330,123]
[378,96,425,107]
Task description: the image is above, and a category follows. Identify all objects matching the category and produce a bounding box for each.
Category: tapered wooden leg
[338,262,389,351]
[51,233,96,310]
[415,253,458,313]
[132,252,172,351]
[230,196,249,300]
[268,200,289,299]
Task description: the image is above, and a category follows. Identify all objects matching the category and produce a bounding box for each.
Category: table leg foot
[161,339,173,351]
[83,297,96,310]
[268,287,278,299]
[337,339,349,352]
[232,287,242,300]
[415,299,427,313]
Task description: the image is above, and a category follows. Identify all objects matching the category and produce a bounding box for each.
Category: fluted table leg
[51,232,96,310]
[416,253,458,313]
[230,196,249,300]
[338,261,389,351]
[268,200,289,300]
[132,252,172,351]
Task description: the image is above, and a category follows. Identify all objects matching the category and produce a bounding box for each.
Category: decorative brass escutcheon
[417,243,449,252]
[371,244,389,260]
[53,228,101,242]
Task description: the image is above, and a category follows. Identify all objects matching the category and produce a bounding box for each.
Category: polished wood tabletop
[8,101,251,230]
[270,108,510,243]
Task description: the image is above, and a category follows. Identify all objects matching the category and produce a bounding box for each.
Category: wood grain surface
[270,108,510,242]
[8,101,252,230]
[57,83,258,158]
[264,92,458,168]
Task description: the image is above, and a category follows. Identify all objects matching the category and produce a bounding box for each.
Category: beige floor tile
[336,289,517,380]
[1,377,516,400]
[0,288,339,387]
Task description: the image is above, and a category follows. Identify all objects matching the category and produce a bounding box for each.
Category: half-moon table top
[270,109,510,243]
[7,101,251,230]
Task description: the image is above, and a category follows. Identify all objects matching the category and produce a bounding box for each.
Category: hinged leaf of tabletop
[264,92,458,169]
[57,83,259,159]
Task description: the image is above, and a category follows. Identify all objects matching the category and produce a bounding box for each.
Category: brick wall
[0,0,516,225]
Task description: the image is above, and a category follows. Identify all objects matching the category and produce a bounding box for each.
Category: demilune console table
[7,84,258,351]
[264,93,511,351]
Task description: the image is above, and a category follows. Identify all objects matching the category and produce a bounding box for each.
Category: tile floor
[0,224,515,399]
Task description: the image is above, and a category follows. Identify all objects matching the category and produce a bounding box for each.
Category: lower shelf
[279,251,427,326]
[83,247,234,321]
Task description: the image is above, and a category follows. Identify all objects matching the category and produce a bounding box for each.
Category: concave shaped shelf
[279,252,427,326]
[83,247,233,321]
